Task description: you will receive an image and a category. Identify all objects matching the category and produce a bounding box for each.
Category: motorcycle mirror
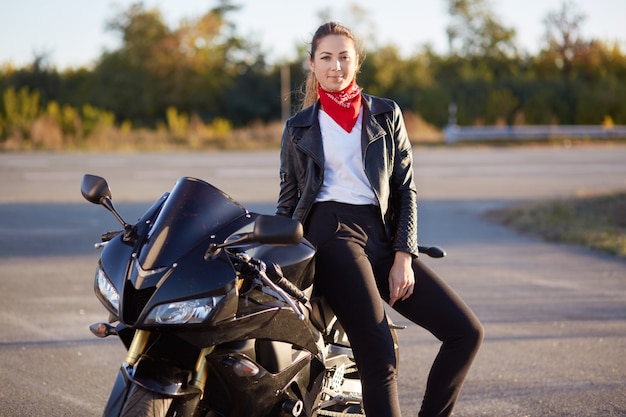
[81,174,112,205]
[80,174,134,241]
[252,215,303,245]
[205,215,303,260]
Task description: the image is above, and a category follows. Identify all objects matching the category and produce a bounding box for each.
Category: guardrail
[444,124,626,143]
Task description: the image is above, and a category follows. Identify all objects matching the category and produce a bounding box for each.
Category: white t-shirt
[315,108,378,206]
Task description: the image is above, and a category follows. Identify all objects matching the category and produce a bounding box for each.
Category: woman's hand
[388,251,415,307]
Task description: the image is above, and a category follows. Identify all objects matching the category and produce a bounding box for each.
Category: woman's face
[309,34,358,92]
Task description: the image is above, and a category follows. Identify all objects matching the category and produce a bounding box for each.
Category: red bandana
[318,79,362,133]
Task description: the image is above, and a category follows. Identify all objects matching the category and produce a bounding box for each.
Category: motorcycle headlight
[144,296,225,325]
[94,265,119,315]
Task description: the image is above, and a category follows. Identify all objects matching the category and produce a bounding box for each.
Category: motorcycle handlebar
[266,263,309,304]
[272,247,444,302]
[101,230,122,242]
[242,246,443,320]
[418,245,446,258]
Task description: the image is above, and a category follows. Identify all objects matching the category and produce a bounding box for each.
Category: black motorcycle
[81,174,444,417]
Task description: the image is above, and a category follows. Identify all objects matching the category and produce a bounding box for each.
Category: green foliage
[81,104,116,136]
[446,0,518,58]
[1,0,626,148]
[89,1,257,127]
[0,86,117,149]
[485,88,519,124]
[166,106,189,140]
[1,86,40,140]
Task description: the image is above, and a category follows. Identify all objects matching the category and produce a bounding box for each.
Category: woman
[276,22,483,417]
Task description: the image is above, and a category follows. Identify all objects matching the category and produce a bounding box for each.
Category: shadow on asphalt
[0,200,517,258]
[0,201,278,258]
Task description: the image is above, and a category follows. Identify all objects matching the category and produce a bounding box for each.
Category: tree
[541,0,587,75]
[2,54,62,106]
[90,1,263,126]
[446,0,518,58]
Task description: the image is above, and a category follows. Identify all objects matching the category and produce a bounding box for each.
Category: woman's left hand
[388,251,415,307]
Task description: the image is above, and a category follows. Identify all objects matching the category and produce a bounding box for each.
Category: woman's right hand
[388,251,415,307]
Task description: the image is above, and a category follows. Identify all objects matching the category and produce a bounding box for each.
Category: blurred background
[1,0,625,150]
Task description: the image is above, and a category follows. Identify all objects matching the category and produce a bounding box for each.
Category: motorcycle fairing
[138,177,248,271]
[124,247,240,326]
[202,349,325,417]
[177,295,321,354]
[100,177,257,327]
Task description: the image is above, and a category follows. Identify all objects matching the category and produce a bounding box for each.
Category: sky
[1,0,624,70]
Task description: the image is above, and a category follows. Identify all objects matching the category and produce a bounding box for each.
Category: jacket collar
[291,101,323,163]
[361,94,389,146]
[291,93,394,127]
[291,93,393,162]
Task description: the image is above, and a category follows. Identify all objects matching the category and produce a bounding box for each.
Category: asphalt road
[1,145,625,416]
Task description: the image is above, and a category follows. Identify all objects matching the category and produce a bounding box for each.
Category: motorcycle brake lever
[258,268,306,321]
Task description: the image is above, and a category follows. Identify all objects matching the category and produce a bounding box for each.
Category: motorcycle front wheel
[119,385,173,417]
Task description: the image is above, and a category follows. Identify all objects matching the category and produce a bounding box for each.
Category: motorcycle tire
[119,385,173,417]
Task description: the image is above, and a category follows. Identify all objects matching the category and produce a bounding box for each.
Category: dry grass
[403,111,444,143]
[486,192,626,258]
[1,111,445,152]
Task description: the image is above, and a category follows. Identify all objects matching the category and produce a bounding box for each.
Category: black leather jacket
[276,93,418,257]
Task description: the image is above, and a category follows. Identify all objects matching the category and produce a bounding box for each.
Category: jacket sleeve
[276,123,299,218]
[390,103,419,256]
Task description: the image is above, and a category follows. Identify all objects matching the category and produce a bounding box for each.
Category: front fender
[101,359,201,417]
[102,369,129,417]
[129,357,201,397]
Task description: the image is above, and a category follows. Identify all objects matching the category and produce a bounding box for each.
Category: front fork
[125,329,213,396]
[124,329,150,366]
[191,346,213,397]
[101,329,213,417]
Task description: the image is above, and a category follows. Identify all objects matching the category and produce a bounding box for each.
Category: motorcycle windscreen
[137,177,248,270]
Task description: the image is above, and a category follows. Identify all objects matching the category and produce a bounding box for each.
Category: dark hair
[299,22,362,109]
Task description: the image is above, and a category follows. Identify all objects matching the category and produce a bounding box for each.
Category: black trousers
[305,201,484,417]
